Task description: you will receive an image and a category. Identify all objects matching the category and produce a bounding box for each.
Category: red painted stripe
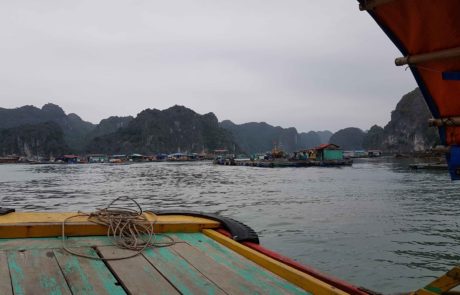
[216,229,369,295]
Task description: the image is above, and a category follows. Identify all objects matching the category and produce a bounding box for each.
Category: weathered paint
[171,241,267,294]
[174,233,307,295]
[7,249,71,295]
[143,246,224,295]
[203,229,348,295]
[39,276,62,295]
[0,236,114,251]
[62,254,96,294]
[0,252,13,295]
[6,252,25,295]
[54,247,125,295]
[97,246,179,295]
[89,255,126,295]
[1,234,350,294]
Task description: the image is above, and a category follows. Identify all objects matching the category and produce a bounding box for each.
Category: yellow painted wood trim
[411,266,460,295]
[0,212,219,225]
[0,212,220,238]
[202,229,349,295]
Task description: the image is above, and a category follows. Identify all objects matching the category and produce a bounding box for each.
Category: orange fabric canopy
[360,0,460,145]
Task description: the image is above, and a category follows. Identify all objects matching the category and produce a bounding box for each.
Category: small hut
[314,144,344,161]
[56,155,80,164]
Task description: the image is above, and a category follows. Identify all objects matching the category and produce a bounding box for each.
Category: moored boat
[0,156,20,164]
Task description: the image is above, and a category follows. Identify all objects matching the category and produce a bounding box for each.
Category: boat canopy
[358,0,460,179]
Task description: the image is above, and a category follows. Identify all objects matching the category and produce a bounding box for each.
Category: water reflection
[0,159,459,292]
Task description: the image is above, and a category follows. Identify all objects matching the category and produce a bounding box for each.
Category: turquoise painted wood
[0,251,13,295]
[7,249,71,295]
[53,247,126,295]
[323,150,343,160]
[0,236,113,251]
[171,241,268,294]
[0,235,309,294]
[174,233,307,295]
[142,246,225,295]
[98,246,180,295]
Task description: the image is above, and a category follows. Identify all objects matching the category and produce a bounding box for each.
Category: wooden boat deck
[0,233,308,294]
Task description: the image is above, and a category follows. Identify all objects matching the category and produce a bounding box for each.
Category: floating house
[109,154,127,163]
[292,150,309,160]
[0,156,20,164]
[128,154,147,162]
[367,150,382,157]
[167,152,190,161]
[343,150,367,158]
[213,149,229,158]
[155,153,168,161]
[87,154,108,163]
[313,144,344,161]
[55,155,80,164]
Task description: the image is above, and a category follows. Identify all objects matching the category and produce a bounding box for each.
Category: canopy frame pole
[395,46,460,66]
[428,117,460,127]
[359,0,396,11]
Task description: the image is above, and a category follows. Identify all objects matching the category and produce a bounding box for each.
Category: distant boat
[409,163,448,170]
[0,156,20,164]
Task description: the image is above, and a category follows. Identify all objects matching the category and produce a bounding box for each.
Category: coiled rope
[62,196,175,260]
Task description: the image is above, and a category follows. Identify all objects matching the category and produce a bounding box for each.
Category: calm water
[0,159,459,293]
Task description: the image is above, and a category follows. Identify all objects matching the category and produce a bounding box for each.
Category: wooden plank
[0,251,13,295]
[7,249,72,295]
[0,213,219,239]
[203,229,347,295]
[97,246,179,295]
[0,236,114,251]
[171,241,268,294]
[173,233,306,295]
[53,248,125,295]
[142,246,226,295]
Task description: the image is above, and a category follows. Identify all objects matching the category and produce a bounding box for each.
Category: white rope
[62,196,175,260]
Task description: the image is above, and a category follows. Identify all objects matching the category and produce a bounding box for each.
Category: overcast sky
[0,0,417,132]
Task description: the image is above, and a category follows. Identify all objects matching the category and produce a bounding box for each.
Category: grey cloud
[0,0,416,132]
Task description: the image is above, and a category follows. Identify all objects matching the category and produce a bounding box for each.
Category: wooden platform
[0,233,308,294]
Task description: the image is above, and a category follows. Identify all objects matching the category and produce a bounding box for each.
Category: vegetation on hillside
[0,88,441,157]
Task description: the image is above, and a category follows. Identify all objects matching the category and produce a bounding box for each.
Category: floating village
[0,143,383,167]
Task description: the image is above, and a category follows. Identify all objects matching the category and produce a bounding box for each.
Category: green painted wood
[0,251,13,295]
[171,241,268,294]
[7,249,71,295]
[0,236,113,251]
[97,246,180,295]
[174,233,307,295]
[142,245,225,295]
[0,235,308,294]
[53,248,126,295]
